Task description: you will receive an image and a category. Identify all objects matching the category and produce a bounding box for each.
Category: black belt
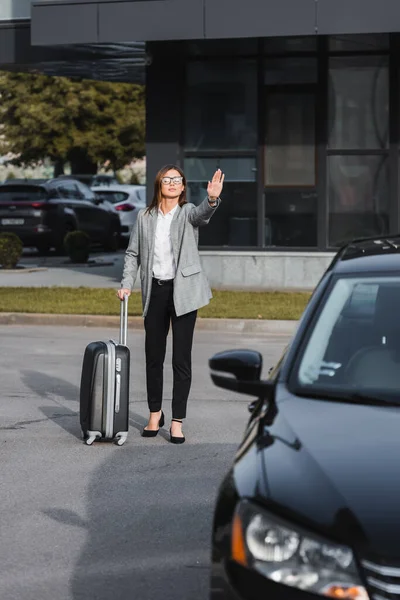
[153,277,174,286]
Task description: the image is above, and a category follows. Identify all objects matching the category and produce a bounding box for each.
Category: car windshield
[0,185,48,201]
[294,275,400,403]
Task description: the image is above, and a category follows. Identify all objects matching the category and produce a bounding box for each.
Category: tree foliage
[0,71,145,173]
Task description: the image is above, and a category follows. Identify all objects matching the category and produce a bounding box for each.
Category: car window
[113,192,130,203]
[0,185,48,201]
[294,276,400,398]
[95,191,129,204]
[74,181,94,200]
[57,183,81,199]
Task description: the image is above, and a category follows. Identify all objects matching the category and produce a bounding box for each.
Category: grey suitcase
[79,295,130,446]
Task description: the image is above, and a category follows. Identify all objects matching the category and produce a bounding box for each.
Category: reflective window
[328,56,389,150]
[57,183,81,200]
[329,34,389,53]
[184,157,257,247]
[265,92,315,186]
[185,61,257,151]
[0,185,48,201]
[294,276,400,402]
[264,36,317,54]
[328,155,389,247]
[265,189,317,247]
[187,39,257,57]
[264,57,317,85]
[96,191,129,204]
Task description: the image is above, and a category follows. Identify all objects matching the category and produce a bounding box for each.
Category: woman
[117,164,224,444]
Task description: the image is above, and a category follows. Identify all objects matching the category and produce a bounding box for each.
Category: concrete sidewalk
[0,249,300,334]
[0,250,134,289]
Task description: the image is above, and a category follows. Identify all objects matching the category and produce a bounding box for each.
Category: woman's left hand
[207,169,225,200]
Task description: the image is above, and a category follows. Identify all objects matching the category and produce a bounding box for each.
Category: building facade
[3,1,400,288]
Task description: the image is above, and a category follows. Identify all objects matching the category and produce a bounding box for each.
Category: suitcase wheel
[115,433,128,446]
[84,430,102,446]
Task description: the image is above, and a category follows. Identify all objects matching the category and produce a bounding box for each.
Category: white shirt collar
[158,203,179,217]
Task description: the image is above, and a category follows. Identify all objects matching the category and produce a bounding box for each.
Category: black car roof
[331,235,400,274]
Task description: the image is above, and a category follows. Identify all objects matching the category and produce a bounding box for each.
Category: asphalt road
[0,325,290,600]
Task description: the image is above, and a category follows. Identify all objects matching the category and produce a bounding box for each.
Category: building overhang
[0,20,145,83]
[30,0,400,47]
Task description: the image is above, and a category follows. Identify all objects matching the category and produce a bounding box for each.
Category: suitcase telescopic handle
[119,294,129,345]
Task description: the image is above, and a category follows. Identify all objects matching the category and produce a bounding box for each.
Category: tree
[0,71,145,174]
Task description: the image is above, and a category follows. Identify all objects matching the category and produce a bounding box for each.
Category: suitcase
[79,295,130,446]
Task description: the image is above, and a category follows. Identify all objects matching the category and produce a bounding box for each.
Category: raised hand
[207,169,225,200]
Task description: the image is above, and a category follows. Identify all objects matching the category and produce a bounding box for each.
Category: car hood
[261,389,400,559]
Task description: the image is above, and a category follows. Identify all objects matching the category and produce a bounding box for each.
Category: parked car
[92,184,146,242]
[57,173,119,187]
[208,235,400,600]
[0,178,121,253]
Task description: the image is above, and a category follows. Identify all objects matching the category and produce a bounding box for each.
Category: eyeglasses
[161,176,183,185]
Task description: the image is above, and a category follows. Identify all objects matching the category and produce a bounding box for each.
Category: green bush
[0,232,23,269]
[64,230,90,263]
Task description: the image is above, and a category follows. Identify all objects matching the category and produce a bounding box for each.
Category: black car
[209,235,400,600]
[0,178,121,253]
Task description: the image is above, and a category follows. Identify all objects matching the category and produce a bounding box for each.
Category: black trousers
[144,279,197,419]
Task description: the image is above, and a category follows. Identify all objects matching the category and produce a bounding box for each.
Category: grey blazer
[120,197,220,317]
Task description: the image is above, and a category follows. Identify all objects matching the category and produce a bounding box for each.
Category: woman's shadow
[43,441,238,600]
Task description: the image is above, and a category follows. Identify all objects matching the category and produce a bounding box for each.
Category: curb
[0,267,48,274]
[0,312,298,334]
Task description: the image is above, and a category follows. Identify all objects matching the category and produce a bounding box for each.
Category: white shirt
[152,204,178,280]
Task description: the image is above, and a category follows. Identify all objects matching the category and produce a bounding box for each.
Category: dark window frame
[181,33,399,252]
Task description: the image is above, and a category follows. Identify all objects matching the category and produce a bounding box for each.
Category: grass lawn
[0,287,311,320]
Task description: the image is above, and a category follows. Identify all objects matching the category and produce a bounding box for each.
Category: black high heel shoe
[141,411,165,438]
[169,419,185,444]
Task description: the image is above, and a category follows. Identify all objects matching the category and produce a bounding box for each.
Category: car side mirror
[209,350,274,398]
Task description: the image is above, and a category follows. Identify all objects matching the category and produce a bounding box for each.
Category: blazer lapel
[147,208,158,278]
[170,205,182,264]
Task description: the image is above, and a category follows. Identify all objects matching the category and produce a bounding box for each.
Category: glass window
[328,155,389,247]
[264,57,317,85]
[293,276,400,401]
[0,185,48,201]
[265,189,317,247]
[265,92,315,186]
[185,157,256,183]
[328,56,389,150]
[96,191,129,204]
[184,157,257,247]
[187,39,257,57]
[329,34,389,53]
[185,61,257,151]
[57,183,80,199]
[264,36,317,54]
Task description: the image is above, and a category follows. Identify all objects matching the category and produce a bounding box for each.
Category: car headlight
[231,500,369,599]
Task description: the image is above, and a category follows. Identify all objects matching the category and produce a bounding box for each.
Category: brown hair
[145,164,187,215]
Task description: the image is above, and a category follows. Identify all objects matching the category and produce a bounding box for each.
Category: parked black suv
[0,178,121,253]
